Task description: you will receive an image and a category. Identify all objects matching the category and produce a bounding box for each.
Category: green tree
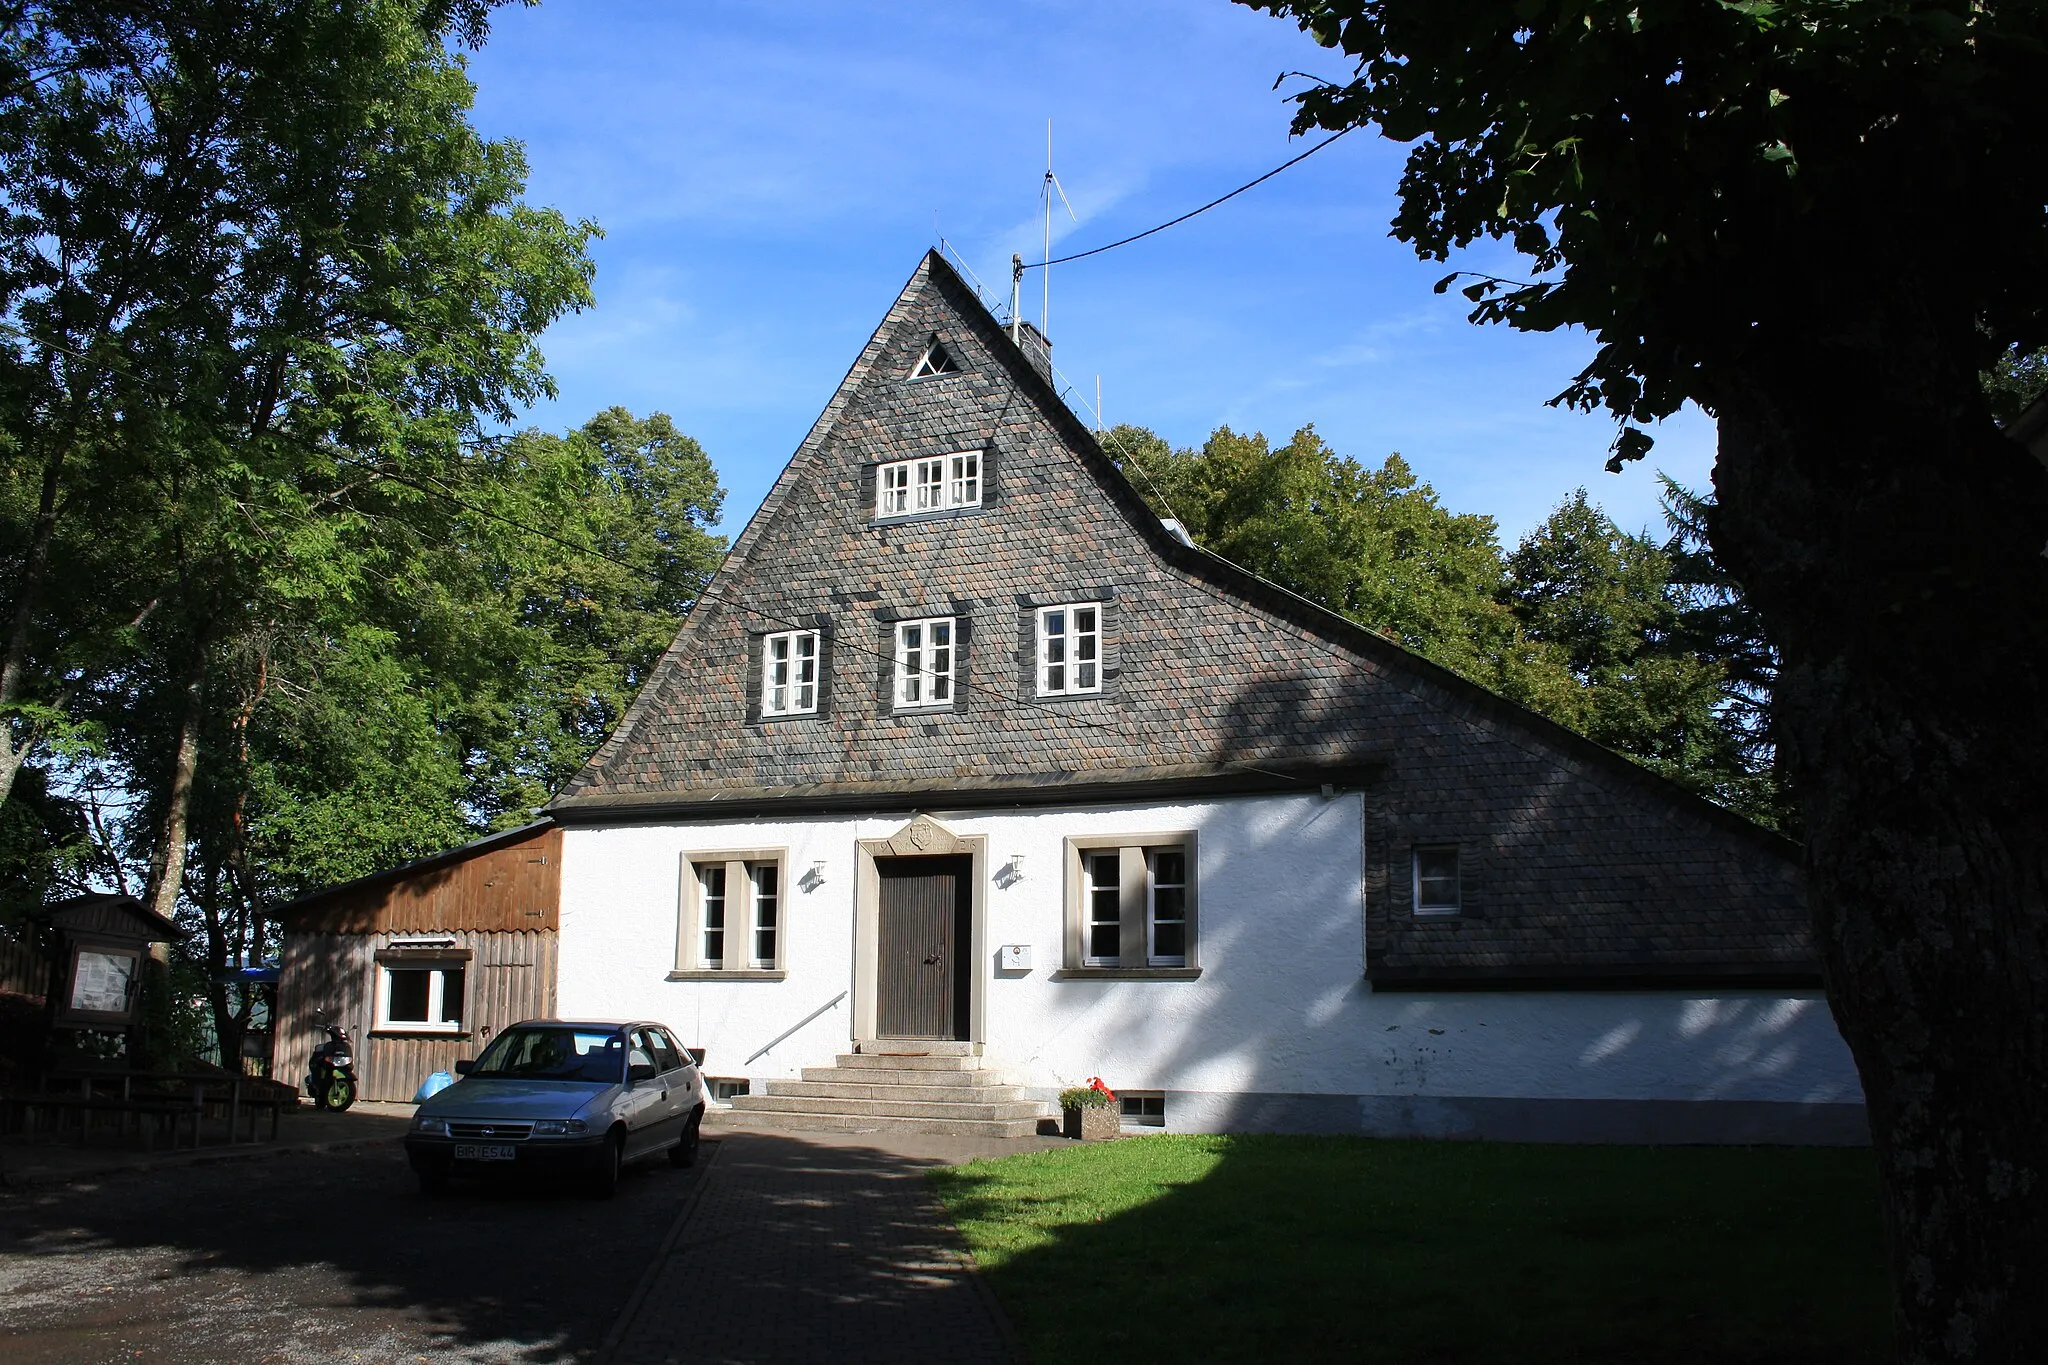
[1241,3,2048,1353]
[1506,489,1769,817]
[1103,422,1566,700]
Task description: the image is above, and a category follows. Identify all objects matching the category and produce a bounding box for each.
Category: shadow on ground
[0,1134,701,1365]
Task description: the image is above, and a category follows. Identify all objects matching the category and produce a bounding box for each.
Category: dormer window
[909,339,961,379]
[876,452,980,518]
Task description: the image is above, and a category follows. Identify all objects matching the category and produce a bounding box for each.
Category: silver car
[404,1019,705,1196]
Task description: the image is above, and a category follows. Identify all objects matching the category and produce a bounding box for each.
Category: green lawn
[930,1135,1891,1364]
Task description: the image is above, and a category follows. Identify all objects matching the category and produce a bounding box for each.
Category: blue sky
[464,0,1717,548]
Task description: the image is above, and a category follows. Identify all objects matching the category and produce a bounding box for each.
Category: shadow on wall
[932,1134,1895,1365]
[1018,668,1862,1135]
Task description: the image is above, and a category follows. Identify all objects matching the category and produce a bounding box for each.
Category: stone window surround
[1057,831,1202,980]
[671,848,788,981]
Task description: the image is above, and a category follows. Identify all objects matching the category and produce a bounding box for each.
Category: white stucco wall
[556,794,1865,1140]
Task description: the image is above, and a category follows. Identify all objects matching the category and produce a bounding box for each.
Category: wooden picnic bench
[3,1070,295,1150]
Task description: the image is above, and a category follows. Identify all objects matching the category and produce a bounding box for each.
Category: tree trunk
[1710,325,2048,1363]
[0,446,67,806]
[143,650,209,929]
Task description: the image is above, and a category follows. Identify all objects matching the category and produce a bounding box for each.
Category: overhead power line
[1020,128,1355,271]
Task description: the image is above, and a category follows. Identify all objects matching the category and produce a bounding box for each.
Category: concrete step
[799,1066,995,1088]
[714,1110,1046,1139]
[858,1040,975,1057]
[833,1052,977,1072]
[767,1079,1027,1103]
[730,1094,1045,1121]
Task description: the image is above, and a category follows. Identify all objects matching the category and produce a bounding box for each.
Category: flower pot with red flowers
[1059,1077,1120,1140]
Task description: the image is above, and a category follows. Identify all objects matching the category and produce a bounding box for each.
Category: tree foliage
[1239,4,2048,1358]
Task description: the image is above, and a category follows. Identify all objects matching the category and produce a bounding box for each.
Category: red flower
[1087,1075,1117,1102]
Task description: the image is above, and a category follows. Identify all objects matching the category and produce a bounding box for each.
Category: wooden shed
[273,822,561,1103]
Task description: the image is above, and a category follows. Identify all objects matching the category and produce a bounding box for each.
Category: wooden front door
[875,855,971,1040]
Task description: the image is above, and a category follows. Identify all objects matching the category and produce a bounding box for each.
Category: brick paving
[604,1121,1061,1365]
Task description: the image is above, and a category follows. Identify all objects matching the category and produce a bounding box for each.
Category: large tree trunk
[143,651,209,929]
[1710,322,2048,1363]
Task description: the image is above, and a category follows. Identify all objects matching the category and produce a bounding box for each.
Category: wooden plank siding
[274,928,558,1103]
[273,822,566,1102]
[286,825,562,936]
[0,932,48,1000]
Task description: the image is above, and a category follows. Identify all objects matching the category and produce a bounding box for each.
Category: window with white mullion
[761,630,819,716]
[894,616,955,708]
[1147,846,1188,966]
[1037,603,1101,696]
[699,864,728,967]
[1084,852,1122,966]
[875,452,983,517]
[750,863,779,969]
[879,463,910,515]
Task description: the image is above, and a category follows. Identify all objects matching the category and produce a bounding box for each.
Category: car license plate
[454,1143,516,1161]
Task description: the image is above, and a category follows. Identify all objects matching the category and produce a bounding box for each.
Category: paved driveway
[0,1141,698,1364]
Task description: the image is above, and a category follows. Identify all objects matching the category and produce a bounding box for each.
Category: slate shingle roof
[554,252,1812,985]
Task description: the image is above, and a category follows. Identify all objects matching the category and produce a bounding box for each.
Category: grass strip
[931,1135,1890,1364]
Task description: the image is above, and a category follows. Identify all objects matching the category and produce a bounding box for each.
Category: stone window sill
[665,970,787,982]
[1051,967,1202,981]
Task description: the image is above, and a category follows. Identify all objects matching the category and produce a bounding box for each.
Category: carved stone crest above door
[878,814,970,857]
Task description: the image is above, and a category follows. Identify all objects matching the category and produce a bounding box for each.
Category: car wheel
[669,1106,703,1168]
[586,1129,623,1198]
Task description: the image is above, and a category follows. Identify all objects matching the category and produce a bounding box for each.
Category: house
[272,822,561,1103]
[531,251,1866,1143]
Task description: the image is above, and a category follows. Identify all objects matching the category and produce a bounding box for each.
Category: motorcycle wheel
[323,1072,357,1112]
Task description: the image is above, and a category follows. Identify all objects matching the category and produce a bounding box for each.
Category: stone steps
[722,1041,1051,1139]
[772,1078,1029,1103]
[715,1109,1045,1139]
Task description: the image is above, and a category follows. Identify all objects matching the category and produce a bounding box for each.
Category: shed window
[377,962,465,1033]
[1413,845,1462,916]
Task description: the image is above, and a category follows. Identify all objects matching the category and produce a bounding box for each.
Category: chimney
[1012,319,1053,383]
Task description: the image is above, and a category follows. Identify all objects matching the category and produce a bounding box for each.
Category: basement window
[1120,1092,1166,1128]
[708,1077,751,1102]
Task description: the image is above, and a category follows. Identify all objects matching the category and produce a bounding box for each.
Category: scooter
[306,1017,358,1112]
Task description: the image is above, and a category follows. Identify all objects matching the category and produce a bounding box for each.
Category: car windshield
[470,1027,625,1083]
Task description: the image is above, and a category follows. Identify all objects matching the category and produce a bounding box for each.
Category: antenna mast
[1041,119,1076,342]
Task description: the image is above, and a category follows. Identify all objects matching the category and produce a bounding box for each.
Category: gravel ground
[0,1140,703,1364]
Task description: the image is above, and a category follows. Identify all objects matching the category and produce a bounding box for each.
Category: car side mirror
[454,1059,474,1076]
[686,1047,706,1067]
[628,1063,657,1084]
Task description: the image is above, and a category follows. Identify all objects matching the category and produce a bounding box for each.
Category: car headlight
[531,1119,588,1137]
[411,1115,450,1137]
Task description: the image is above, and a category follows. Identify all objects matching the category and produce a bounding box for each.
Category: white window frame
[1083,850,1122,966]
[875,451,981,518]
[1063,833,1199,973]
[893,616,956,709]
[1413,844,1462,916]
[1036,603,1103,696]
[677,850,788,975]
[760,629,820,717]
[375,960,466,1033]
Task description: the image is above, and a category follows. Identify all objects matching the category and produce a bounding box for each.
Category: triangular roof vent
[909,337,961,379]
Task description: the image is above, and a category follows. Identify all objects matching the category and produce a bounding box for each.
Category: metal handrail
[745,990,848,1065]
